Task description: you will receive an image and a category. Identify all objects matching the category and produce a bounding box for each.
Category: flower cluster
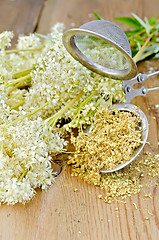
[0,118,66,205]
[0,23,126,204]
[23,23,125,121]
[0,31,13,50]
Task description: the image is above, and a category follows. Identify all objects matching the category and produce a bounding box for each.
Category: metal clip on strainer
[62,20,159,173]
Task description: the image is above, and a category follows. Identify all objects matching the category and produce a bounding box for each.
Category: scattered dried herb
[68,107,159,203]
[69,106,142,171]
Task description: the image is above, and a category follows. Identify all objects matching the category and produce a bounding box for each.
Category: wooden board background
[0,0,158,239]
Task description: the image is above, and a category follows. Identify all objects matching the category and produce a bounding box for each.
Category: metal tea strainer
[63,20,137,80]
[62,20,159,173]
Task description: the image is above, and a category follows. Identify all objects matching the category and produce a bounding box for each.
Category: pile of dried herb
[0,13,159,205]
[68,106,159,203]
[69,106,142,171]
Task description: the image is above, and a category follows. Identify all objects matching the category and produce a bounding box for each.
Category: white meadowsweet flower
[23,23,125,123]
[0,22,126,204]
[17,33,42,60]
[17,34,41,50]
[0,31,42,82]
[0,31,14,50]
[0,118,67,204]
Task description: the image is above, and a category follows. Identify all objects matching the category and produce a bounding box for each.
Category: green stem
[13,68,33,79]
[94,93,107,108]
[77,90,98,110]
[80,93,108,122]
[72,90,98,124]
[10,100,25,110]
[128,29,145,41]
[8,75,31,95]
[70,75,100,118]
[46,90,84,128]
[18,168,29,181]
[41,91,85,141]
[6,46,44,54]
[65,90,104,130]
[6,102,49,127]
[4,74,31,88]
[35,33,56,41]
[133,33,154,62]
[3,91,84,139]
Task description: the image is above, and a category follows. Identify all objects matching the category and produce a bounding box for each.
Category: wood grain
[36,0,159,33]
[0,0,158,240]
[0,166,158,240]
[0,0,44,43]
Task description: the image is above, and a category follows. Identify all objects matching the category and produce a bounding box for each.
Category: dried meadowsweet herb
[69,106,142,171]
[68,107,159,203]
[0,21,158,205]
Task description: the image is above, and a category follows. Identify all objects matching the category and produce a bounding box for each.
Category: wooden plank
[0,0,44,43]
[0,166,158,240]
[132,60,159,150]
[36,0,159,33]
[0,0,158,240]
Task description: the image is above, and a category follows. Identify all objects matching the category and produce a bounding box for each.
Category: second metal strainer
[63,20,137,80]
[62,20,159,173]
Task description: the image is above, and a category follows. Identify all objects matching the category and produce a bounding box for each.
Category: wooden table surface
[0,0,159,239]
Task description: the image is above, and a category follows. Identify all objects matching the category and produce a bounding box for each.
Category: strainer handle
[147,70,159,78]
[123,70,159,103]
[125,86,159,103]
[123,70,159,88]
[143,86,159,94]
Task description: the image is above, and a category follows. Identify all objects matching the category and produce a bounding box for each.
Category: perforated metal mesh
[62,20,137,79]
[75,34,129,71]
[80,20,132,57]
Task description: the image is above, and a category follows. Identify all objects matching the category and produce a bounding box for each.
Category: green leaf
[93,12,103,20]
[134,43,159,62]
[35,33,55,41]
[115,13,159,62]
[155,23,159,29]
[144,17,152,33]
[152,35,157,42]
[131,13,150,34]
[152,43,159,53]
[131,13,146,27]
[149,17,157,26]
[135,36,144,47]
[132,49,138,58]
[152,52,159,59]
[115,16,141,28]
[125,29,142,37]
